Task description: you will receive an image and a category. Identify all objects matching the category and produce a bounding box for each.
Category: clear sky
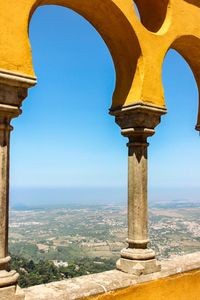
[10,5,200,206]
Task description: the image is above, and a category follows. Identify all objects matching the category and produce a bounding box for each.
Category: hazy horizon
[10,186,200,209]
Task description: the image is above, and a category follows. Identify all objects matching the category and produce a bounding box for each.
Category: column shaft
[0,119,11,270]
[128,140,148,249]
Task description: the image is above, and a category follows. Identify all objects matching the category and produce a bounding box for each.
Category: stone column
[127,133,149,250]
[0,78,35,299]
[0,113,15,269]
[110,103,166,275]
[0,107,24,299]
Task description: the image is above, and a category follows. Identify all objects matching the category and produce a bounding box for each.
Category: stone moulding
[23,252,200,300]
[0,69,37,88]
[0,271,19,288]
[110,103,167,143]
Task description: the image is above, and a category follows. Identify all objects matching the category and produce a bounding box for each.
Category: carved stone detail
[111,104,166,275]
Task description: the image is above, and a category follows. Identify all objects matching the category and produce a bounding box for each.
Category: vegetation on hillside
[10,255,116,288]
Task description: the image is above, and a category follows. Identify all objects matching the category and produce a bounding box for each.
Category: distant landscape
[10,186,200,209]
[9,197,200,287]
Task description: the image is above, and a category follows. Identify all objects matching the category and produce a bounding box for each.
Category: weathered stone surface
[0,285,24,300]
[111,105,166,274]
[117,257,161,276]
[0,85,28,296]
[24,252,200,300]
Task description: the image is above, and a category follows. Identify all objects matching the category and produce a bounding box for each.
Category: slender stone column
[0,106,25,299]
[127,135,149,250]
[110,103,166,275]
[0,81,31,299]
[0,116,13,269]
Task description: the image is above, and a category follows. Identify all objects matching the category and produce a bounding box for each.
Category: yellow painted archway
[0,0,200,124]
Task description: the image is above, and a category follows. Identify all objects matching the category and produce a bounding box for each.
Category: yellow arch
[0,0,200,113]
[133,0,170,33]
[0,0,142,109]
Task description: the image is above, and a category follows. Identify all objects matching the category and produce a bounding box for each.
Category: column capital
[0,69,36,118]
[110,102,167,140]
[0,83,27,110]
[0,84,28,131]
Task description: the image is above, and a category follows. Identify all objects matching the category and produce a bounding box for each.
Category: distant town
[9,200,200,264]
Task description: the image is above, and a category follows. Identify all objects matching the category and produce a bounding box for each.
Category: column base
[0,285,24,300]
[0,270,19,287]
[116,248,161,275]
[0,270,24,300]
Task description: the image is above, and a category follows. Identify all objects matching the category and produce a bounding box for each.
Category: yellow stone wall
[0,0,200,119]
[84,269,200,300]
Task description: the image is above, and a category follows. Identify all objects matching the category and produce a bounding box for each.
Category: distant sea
[10,186,200,210]
[10,187,127,210]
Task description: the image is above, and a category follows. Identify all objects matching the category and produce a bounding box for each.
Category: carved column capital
[110,102,167,139]
[0,83,27,109]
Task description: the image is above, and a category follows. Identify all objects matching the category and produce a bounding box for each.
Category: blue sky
[10,5,200,205]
